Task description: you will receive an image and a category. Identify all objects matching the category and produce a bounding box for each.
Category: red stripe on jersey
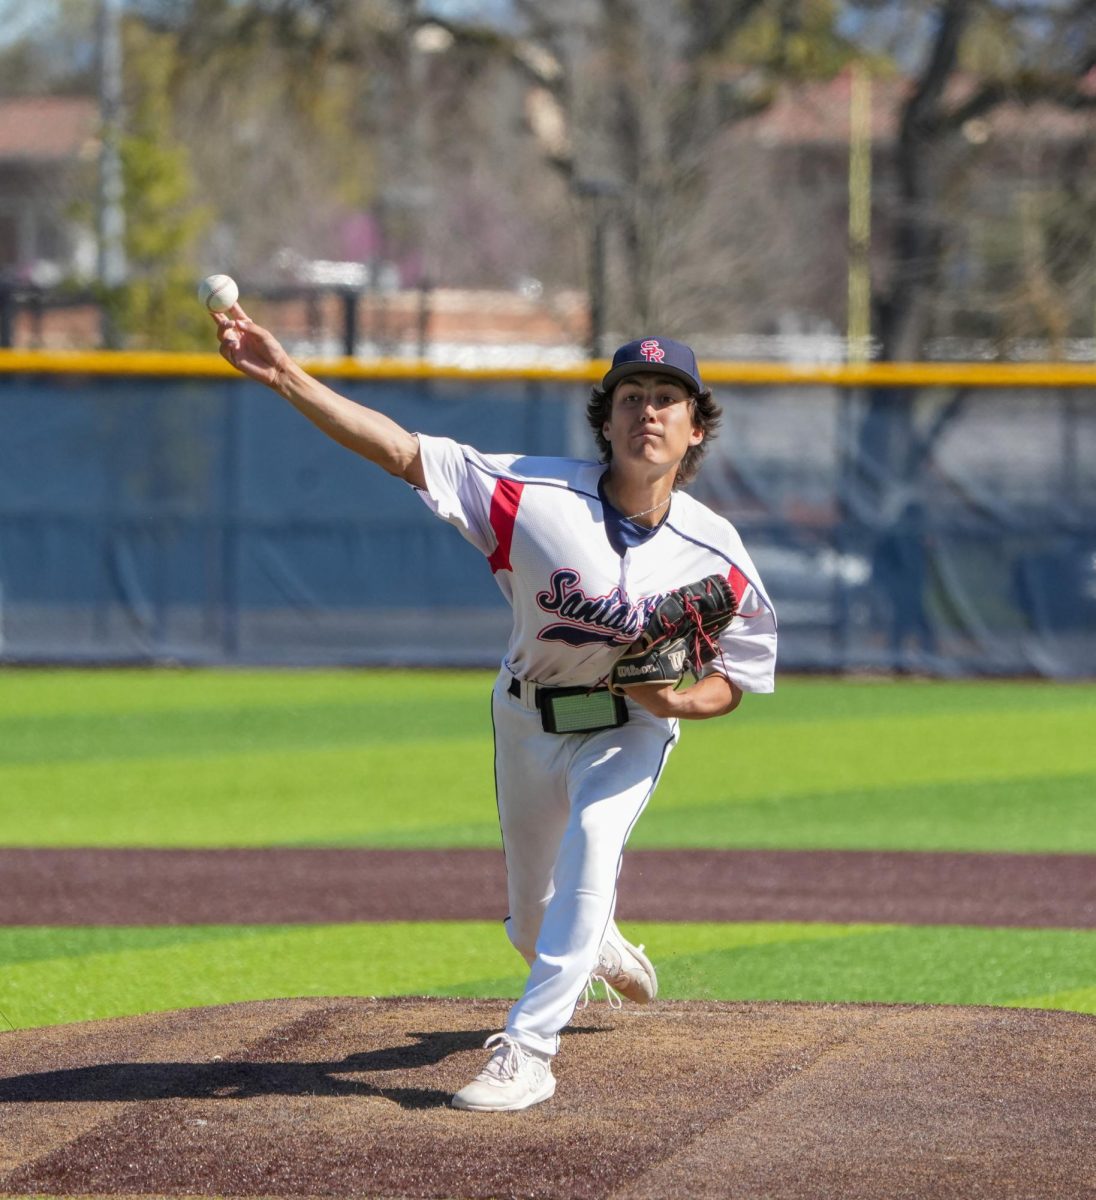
[487,478,524,574]
[728,566,749,606]
[727,565,765,618]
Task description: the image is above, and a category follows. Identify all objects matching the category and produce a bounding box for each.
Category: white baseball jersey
[414,433,777,1057]
[415,435,777,692]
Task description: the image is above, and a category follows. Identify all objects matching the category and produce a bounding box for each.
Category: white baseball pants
[491,669,679,1056]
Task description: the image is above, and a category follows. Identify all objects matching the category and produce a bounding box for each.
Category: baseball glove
[609,574,738,694]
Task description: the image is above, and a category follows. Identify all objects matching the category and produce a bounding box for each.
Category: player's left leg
[490,673,572,964]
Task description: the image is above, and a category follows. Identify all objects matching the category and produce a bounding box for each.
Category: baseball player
[212,310,777,1112]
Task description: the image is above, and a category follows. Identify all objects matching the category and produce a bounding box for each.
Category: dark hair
[585,382,721,487]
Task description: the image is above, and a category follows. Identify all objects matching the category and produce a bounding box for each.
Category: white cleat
[593,925,658,1004]
[451,1033,556,1112]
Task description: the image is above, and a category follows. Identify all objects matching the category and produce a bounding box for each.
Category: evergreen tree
[104,17,212,350]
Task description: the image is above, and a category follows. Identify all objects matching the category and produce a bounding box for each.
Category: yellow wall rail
[0,348,1095,388]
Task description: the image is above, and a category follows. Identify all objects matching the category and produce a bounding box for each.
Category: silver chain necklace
[622,496,670,522]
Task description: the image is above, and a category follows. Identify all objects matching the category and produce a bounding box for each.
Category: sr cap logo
[601,337,703,394]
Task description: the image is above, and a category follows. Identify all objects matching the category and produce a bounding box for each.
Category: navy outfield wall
[0,364,1093,676]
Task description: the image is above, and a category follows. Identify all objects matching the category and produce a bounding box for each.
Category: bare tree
[861,0,1096,359]
[110,1,862,351]
[420,0,854,346]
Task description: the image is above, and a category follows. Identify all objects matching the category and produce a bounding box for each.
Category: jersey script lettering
[535,568,657,646]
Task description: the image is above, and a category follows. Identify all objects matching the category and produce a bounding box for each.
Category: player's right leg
[489,672,571,963]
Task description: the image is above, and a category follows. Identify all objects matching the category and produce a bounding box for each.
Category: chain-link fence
[1,359,1093,675]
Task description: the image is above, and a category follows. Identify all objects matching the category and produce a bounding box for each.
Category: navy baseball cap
[601,337,703,393]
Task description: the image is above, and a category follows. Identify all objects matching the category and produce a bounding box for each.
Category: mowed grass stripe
[2,921,1094,1031]
[4,669,1094,720]
[2,672,1094,852]
[1014,984,1096,1011]
[2,672,1095,766]
[0,669,487,720]
[0,696,487,766]
[0,742,493,847]
[2,743,1093,853]
[0,923,524,1030]
[4,705,1094,783]
[632,772,1096,852]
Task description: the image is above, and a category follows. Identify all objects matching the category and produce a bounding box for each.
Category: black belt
[510,676,600,707]
[508,676,628,734]
[509,676,545,704]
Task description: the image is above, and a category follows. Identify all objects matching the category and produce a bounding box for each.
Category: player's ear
[688,397,704,445]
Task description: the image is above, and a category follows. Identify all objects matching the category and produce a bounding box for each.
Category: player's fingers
[228,302,252,324]
[218,329,241,363]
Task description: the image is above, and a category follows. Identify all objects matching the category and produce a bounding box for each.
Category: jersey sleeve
[413,434,513,558]
[704,579,778,694]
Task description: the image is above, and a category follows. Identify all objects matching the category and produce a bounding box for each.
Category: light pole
[97,0,127,347]
[847,62,872,363]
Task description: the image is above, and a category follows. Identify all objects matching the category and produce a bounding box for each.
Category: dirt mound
[1,996,1092,1199]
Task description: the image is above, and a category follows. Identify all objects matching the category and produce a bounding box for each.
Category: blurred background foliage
[0,0,1092,356]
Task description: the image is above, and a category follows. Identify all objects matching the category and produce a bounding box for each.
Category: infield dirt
[3,846,1094,1197]
[2,846,1094,927]
[1,996,1094,1200]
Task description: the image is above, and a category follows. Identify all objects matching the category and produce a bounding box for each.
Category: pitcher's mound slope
[1,996,1092,1200]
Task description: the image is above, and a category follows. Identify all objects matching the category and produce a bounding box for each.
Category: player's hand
[213,304,291,390]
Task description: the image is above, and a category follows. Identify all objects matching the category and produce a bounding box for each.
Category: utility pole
[573,178,621,361]
[847,63,872,363]
[97,0,127,348]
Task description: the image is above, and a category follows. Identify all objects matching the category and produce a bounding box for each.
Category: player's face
[603,374,704,474]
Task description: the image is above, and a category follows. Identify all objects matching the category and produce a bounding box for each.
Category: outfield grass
[2,670,1095,851]
[1,669,1094,1031]
[1,921,1093,1031]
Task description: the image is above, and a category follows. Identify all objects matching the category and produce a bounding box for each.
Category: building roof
[0,96,99,162]
[739,68,1095,146]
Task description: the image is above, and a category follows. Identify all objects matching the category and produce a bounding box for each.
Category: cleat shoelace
[479,1033,526,1081]
[581,974,623,1010]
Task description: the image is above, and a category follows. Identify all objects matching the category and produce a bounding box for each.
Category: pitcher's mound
[1,996,1092,1199]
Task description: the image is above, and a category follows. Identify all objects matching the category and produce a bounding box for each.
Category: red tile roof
[0,96,99,161]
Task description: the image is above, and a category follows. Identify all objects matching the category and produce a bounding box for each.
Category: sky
[423,0,517,21]
[0,0,60,45]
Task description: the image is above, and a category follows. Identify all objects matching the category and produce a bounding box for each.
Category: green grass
[1,670,1095,851]
[1,921,1093,1031]
[1,669,1093,1032]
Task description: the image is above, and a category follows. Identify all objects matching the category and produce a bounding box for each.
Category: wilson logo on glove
[609,575,737,695]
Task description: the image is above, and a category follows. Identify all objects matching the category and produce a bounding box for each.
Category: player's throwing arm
[206,284,424,488]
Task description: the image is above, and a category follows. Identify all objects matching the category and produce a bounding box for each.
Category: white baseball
[198,273,239,313]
